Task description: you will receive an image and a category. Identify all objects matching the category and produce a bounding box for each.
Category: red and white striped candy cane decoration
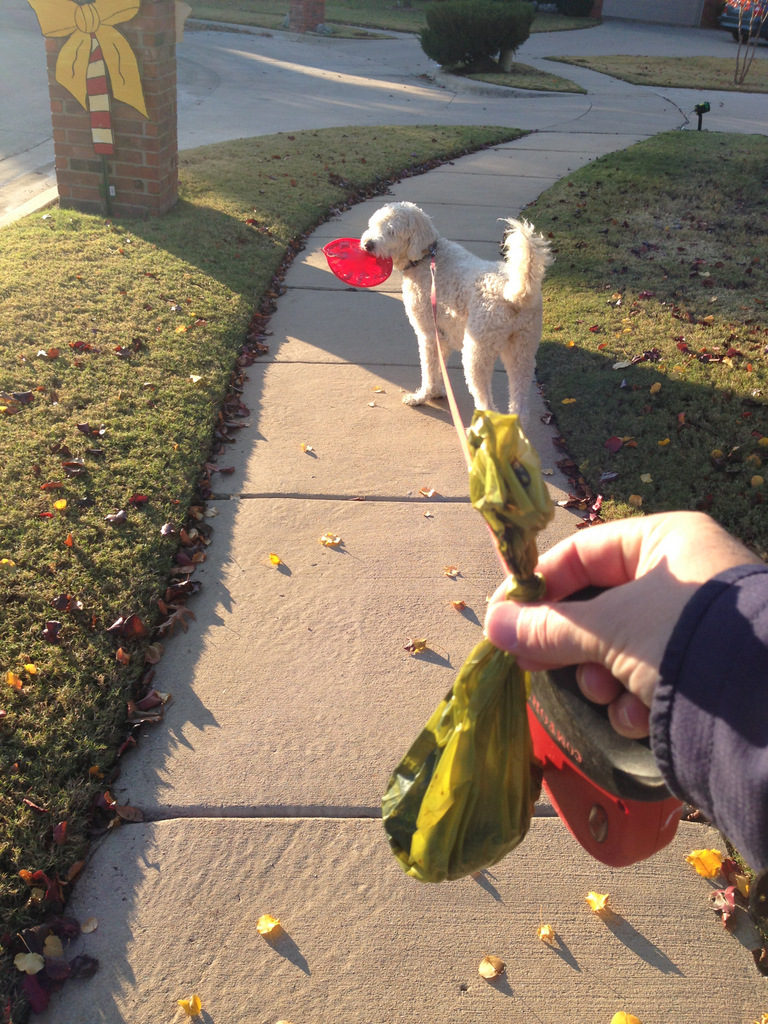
[85,35,114,155]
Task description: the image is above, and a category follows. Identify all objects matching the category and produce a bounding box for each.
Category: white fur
[360,201,553,423]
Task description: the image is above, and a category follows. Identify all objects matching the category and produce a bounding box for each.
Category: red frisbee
[322,237,393,288]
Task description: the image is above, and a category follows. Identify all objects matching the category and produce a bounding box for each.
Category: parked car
[718,1,768,42]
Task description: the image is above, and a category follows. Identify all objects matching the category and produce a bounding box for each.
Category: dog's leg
[461,334,497,412]
[501,345,536,425]
[402,330,445,406]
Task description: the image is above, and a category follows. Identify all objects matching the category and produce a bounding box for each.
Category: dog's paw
[402,391,426,406]
[402,390,445,407]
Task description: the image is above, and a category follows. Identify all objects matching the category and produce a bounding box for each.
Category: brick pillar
[46,0,178,218]
[289,0,326,33]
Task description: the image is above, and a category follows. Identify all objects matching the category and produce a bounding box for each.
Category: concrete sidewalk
[33,133,768,1021]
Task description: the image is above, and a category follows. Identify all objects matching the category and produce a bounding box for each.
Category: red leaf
[128,494,149,506]
[53,821,68,846]
[42,620,62,643]
[22,974,50,1013]
[604,436,624,453]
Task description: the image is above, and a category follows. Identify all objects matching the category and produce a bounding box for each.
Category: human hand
[485,511,759,739]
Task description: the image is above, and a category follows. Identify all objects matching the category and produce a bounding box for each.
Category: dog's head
[360,202,438,271]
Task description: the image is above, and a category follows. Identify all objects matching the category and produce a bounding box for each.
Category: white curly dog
[360,201,553,424]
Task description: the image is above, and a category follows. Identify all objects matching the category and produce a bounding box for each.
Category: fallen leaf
[53,499,67,511]
[115,647,131,666]
[586,891,610,913]
[658,438,671,447]
[269,552,283,566]
[52,821,68,846]
[115,804,144,822]
[43,934,64,958]
[404,637,428,654]
[537,923,556,944]
[256,913,281,936]
[14,953,45,975]
[418,486,437,498]
[640,473,653,484]
[301,443,315,454]
[686,848,723,878]
[561,397,577,404]
[42,620,62,643]
[81,916,98,934]
[177,994,202,1017]
[604,436,624,454]
[319,532,342,547]
[7,670,23,691]
[451,600,467,611]
[610,1014,642,1024]
[628,494,643,508]
[443,565,460,578]
[478,955,505,979]
[649,382,662,395]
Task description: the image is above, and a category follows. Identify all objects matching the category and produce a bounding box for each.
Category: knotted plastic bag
[382,411,554,882]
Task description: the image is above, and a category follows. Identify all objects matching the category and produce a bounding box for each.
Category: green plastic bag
[382,411,554,882]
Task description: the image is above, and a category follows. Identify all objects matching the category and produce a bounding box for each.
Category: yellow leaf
[561,397,577,404]
[657,438,670,447]
[301,442,315,453]
[53,498,67,511]
[43,934,64,958]
[628,494,643,508]
[640,473,653,484]
[256,913,281,936]
[759,437,768,448]
[269,552,283,566]
[23,663,37,675]
[537,923,556,944]
[14,952,45,975]
[1,558,17,567]
[6,670,23,691]
[319,532,342,547]
[751,475,764,488]
[89,765,105,779]
[649,382,661,395]
[177,994,202,1017]
[478,955,505,979]
[404,637,428,654]
[443,565,460,578]
[610,1014,642,1024]
[585,891,610,913]
[685,848,723,878]
[371,386,385,393]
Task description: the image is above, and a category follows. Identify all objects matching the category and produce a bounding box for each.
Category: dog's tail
[500,218,553,305]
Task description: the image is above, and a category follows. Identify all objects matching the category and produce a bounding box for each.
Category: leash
[429,253,517,579]
[429,254,473,472]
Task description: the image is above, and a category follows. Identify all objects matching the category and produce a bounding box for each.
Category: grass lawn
[0,122,521,1021]
[187,0,597,35]
[528,131,768,552]
[550,54,768,93]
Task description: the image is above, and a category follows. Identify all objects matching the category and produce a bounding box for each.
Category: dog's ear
[405,207,437,264]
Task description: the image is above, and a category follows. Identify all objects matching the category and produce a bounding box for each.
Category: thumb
[485,598,608,671]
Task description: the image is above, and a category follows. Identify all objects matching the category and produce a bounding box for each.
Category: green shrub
[555,0,594,16]
[420,0,534,69]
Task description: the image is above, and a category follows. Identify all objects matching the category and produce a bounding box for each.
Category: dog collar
[406,241,438,269]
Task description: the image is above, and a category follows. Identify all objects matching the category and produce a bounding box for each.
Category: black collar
[406,241,437,269]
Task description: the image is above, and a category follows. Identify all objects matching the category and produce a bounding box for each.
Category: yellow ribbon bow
[27,0,148,118]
